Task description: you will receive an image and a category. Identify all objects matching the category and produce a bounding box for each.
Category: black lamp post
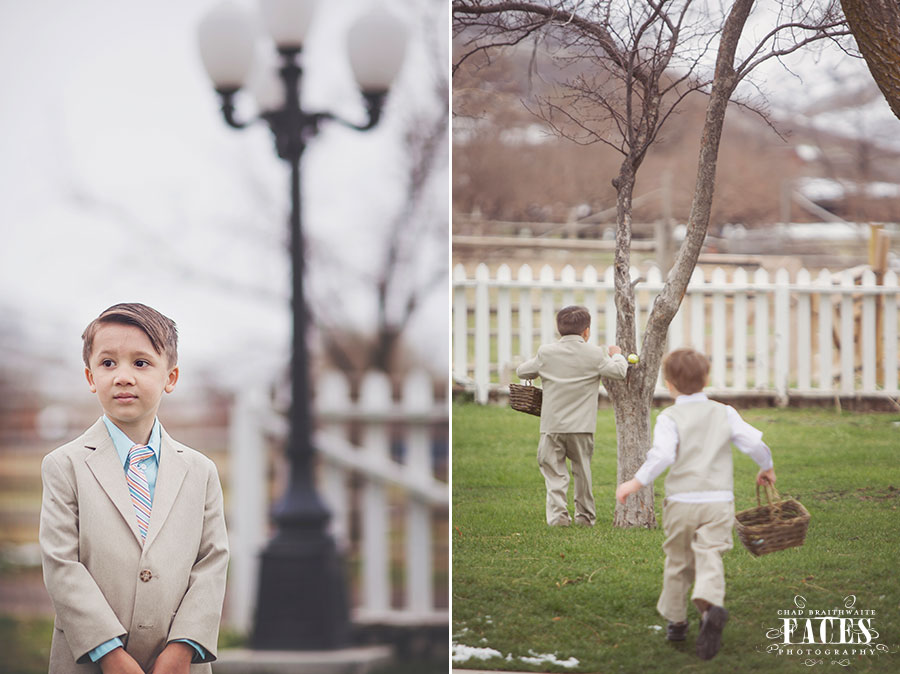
[197,0,407,650]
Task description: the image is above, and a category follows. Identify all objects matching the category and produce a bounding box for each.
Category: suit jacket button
[140,569,152,582]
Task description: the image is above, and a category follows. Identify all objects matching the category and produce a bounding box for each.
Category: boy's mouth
[114,393,137,401]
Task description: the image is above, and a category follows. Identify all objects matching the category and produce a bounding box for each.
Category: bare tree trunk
[841,0,900,121]
[610,0,755,527]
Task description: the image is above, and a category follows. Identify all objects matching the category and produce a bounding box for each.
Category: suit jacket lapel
[143,426,188,550]
[83,418,144,545]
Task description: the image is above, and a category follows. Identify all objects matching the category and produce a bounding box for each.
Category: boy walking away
[516,305,628,527]
[616,348,775,660]
[40,303,229,673]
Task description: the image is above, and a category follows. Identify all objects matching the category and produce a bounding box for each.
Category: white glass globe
[198,1,258,90]
[347,6,408,92]
[259,0,318,49]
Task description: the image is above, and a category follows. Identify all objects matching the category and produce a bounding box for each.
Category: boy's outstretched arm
[598,346,628,380]
[616,478,643,504]
[516,353,540,380]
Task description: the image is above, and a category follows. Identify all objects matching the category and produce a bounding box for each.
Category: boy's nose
[114,369,136,384]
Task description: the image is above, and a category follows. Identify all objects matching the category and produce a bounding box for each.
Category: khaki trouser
[656,500,735,623]
[537,433,595,525]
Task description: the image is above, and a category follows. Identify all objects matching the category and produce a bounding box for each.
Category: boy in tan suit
[40,303,229,673]
[516,305,628,527]
[616,348,775,660]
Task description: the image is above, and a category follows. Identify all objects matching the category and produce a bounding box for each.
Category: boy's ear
[85,367,97,394]
[165,367,179,394]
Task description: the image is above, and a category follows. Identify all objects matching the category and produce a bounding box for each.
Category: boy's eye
[135,360,150,368]
[101,359,115,367]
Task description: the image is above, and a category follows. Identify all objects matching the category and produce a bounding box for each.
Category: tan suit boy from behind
[516,305,628,526]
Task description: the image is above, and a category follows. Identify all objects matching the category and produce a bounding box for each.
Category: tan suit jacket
[39,418,229,673]
[517,335,628,433]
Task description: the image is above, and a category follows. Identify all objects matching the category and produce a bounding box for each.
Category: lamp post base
[251,529,351,649]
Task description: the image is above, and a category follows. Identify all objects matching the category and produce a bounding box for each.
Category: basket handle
[756,482,782,509]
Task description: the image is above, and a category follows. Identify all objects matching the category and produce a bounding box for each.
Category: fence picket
[754,268,769,389]
[885,271,899,394]
[452,264,468,382]
[733,267,748,390]
[519,265,534,360]
[475,264,490,403]
[840,270,855,394]
[540,265,556,345]
[816,269,833,391]
[774,268,790,399]
[796,269,811,390]
[497,264,512,382]
[712,268,727,388]
[584,265,599,345]
[861,270,877,392]
[402,371,435,614]
[360,372,392,613]
[690,267,705,352]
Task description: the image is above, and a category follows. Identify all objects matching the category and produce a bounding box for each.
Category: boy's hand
[616,478,642,504]
[99,647,145,674]
[608,345,622,356]
[757,468,776,486]
[149,642,193,674]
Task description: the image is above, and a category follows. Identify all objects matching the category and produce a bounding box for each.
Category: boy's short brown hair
[82,303,178,368]
[556,305,591,336]
[663,348,710,395]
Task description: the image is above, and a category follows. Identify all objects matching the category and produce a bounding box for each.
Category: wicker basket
[735,484,810,557]
[509,381,542,416]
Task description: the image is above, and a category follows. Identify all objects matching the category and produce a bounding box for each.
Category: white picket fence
[227,369,448,633]
[453,263,900,403]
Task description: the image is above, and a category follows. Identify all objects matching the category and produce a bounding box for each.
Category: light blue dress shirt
[88,417,206,664]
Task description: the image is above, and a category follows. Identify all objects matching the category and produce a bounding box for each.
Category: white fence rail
[227,370,448,633]
[453,263,900,403]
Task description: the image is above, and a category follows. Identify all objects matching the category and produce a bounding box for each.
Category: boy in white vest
[615,348,775,660]
[517,305,628,527]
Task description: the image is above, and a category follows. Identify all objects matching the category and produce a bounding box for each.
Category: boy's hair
[556,305,591,336]
[82,303,178,368]
[663,348,710,394]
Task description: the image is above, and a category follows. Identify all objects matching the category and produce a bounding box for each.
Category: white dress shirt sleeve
[634,414,678,486]
[726,405,774,470]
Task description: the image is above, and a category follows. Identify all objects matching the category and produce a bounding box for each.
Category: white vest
[660,400,733,497]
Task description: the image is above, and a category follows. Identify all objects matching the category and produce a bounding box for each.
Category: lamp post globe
[197,0,407,651]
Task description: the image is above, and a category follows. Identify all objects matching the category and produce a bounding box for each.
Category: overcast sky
[0,0,449,399]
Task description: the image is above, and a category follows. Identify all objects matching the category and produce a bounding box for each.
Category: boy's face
[84,322,178,433]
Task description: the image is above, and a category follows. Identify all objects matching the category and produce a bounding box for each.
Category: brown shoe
[696,606,728,659]
[666,621,688,641]
[574,515,594,527]
[550,515,571,527]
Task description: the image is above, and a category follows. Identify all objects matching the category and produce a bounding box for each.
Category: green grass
[452,403,900,672]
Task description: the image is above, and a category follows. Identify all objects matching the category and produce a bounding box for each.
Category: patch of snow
[519,650,580,668]
[451,643,503,663]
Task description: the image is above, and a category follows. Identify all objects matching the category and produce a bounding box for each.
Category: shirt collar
[559,334,585,343]
[102,415,161,468]
[674,392,709,405]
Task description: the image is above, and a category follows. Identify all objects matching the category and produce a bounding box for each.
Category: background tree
[841,0,900,121]
[453,0,849,527]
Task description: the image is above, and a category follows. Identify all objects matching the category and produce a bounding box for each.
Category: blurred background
[0,1,448,671]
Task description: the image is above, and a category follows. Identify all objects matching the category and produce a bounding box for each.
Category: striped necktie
[126,444,154,542]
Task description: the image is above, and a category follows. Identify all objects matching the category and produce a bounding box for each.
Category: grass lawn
[452,403,900,673]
